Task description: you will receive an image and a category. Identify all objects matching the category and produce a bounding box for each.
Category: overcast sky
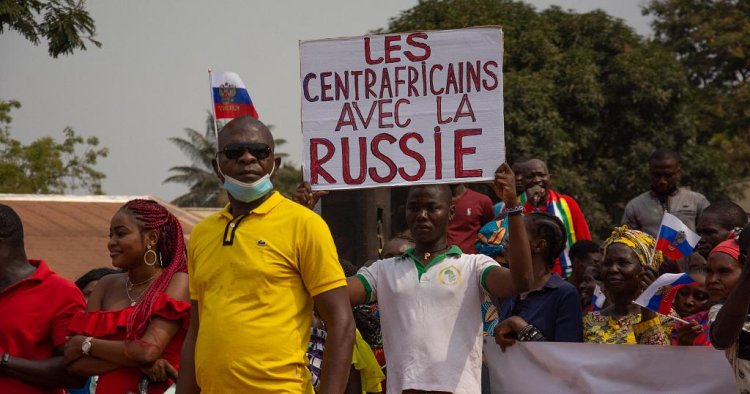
[0,1,651,201]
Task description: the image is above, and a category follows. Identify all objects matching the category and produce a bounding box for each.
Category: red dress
[68,293,190,394]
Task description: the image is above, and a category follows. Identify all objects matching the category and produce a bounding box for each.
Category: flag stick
[207,68,221,145]
[631,301,690,325]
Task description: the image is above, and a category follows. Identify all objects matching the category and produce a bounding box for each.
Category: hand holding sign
[492,163,519,208]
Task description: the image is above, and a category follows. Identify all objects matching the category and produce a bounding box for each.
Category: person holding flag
[583,226,673,345]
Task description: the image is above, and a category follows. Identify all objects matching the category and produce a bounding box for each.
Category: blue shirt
[498,274,583,342]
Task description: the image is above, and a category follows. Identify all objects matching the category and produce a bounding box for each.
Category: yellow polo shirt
[188,192,346,393]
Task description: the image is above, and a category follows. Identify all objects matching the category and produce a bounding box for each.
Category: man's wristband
[518,324,545,342]
[505,205,524,216]
[0,353,10,375]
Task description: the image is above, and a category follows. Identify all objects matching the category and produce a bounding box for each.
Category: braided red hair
[120,199,187,339]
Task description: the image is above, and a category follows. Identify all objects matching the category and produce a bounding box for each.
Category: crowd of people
[1,115,749,393]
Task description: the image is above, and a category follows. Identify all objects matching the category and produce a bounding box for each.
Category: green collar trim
[404,245,462,280]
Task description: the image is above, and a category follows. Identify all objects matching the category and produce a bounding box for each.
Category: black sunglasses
[220,143,272,160]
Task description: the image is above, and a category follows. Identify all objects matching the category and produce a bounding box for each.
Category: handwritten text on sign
[300,27,504,190]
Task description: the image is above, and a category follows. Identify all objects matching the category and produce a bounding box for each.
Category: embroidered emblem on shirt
[438,266,461,286]
[257,239,266,246]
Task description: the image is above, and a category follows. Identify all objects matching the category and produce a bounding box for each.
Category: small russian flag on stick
[634,272,698,323]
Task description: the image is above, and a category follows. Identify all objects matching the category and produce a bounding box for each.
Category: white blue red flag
[655,212,700,261]
[590,284,606,311]
[634,273,699,315]
[210,71,259,120]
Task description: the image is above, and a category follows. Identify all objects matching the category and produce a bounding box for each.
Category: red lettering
[436,96,452,124]
[378,99,393,129]
[434,126,442,179]
[404,33,431,62]
[429,64,444,95]
[379,69,393,98]
[407,66,419,97]
[341,137,367,184]
[454,128,483,178]
[351,70,363,100]
[335,103,357,131]
[310,138,336,185]
[364,37,383,65]
[384,35,401,63]
[303,73,318,102]
[394,66,406,96]
[369,134,397,182]
[398,132,426,181]
[320,72,333,101]
[365,69,377,99]
[466,61,481,93]
[454,94,476,122]
[352,101,377,128]
[334,71,349,100]
[445,63,457,94]
[394,99,411,127]
[483,61,499,90]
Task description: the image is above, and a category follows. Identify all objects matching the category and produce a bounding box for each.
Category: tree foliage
[0,0,101,57]
[645,0,750,187]
[382,0,738,239]
[0,99,108,194]
[165,113,302,207]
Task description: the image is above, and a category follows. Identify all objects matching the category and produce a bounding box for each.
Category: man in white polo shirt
[348,163,533,394]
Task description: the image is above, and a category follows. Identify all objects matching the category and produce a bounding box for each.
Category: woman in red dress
[64,199,190,393]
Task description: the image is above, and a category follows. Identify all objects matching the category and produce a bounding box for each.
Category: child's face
[674,277,709,318]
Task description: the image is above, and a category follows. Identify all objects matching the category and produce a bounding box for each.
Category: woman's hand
[638,266,658,292]
[292,182,328,209]
[674,321,703,346]
[141,358,178,382]
[63,335,86,366]
[492,163,518,207]
[493,316,527,352]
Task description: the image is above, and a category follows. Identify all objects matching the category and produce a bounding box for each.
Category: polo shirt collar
[403,245,462,280]
[219,191,284,220]
[0,259,49,295]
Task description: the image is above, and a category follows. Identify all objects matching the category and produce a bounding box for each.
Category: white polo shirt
[356,246,499,394]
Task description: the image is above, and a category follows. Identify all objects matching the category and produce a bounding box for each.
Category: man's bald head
[525,158,548,173]
[218,116,274,151]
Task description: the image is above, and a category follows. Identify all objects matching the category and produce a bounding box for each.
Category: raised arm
[313,286,355,394]
[347,276,368,307]
[486,163,533,296]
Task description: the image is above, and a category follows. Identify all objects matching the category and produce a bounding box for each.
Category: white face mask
[218,163,275,203]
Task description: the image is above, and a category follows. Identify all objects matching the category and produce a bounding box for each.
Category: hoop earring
[144,245,158,266]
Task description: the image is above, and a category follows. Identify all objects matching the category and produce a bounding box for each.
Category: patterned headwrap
[601,225,663,269]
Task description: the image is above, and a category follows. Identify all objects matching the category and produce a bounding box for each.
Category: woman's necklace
[125,271,159,306]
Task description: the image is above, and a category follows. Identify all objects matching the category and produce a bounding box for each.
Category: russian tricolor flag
[210,71,259,120]
[634,273,699,315]
[590,284,606,312]
[655,212,700,261]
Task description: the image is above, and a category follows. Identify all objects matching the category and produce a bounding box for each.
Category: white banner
[484,341,735,393]
[300,27,505,190]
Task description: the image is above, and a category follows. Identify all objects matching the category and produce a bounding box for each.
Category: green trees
[0,0,101,57]
[0,100,108,194]
[165,114,302,207]
[382,0,738,239]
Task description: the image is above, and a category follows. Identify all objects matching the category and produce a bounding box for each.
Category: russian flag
[655,212,700,261]
[634,273,699,315]
[210,71,259,120]
[590,284,606,311]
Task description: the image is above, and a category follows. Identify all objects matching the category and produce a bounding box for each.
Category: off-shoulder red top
[68,293,190,394]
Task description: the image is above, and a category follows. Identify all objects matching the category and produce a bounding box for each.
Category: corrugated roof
[0,194,203,282]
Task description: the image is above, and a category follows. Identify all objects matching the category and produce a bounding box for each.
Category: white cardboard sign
[300,27,505,190]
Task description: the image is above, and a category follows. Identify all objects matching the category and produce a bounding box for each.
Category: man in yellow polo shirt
[177,116,354,393]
